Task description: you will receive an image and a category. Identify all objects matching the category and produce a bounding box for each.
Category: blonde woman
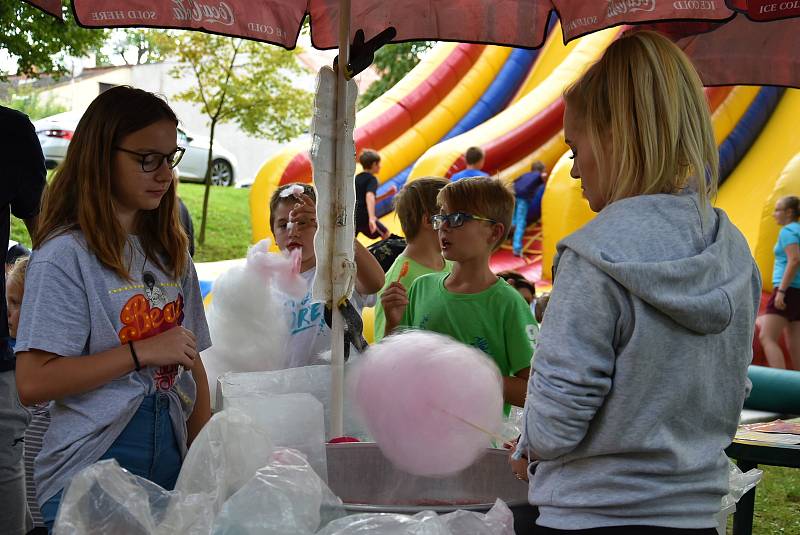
[512,31,760,533]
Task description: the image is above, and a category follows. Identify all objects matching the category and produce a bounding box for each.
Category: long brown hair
[35,86,188,280]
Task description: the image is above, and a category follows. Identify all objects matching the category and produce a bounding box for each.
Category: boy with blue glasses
[381,177,537,408]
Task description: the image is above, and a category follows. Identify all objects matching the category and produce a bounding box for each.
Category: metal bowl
[325,442,537,533]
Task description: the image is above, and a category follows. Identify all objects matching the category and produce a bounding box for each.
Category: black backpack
[367,234,407,272]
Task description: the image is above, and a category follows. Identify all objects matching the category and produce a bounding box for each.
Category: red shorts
[765,287,800,322]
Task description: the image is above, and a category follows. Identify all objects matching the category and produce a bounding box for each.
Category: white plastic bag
[212,448,345,534]
[316,499,514,535]
[225,393,328,481]
[219,363,370,440]
[55,408,273,534]
[722,459,763,509]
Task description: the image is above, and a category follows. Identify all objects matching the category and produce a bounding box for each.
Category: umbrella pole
[330,0,352,439]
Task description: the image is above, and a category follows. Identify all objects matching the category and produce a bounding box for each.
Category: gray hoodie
[517,193,761,529]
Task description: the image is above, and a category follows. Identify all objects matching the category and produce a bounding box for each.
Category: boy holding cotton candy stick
[269,183,385,368]
[382,177,537,408]
[373,178,453,342]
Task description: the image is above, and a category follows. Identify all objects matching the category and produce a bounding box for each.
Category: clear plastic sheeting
[174,408,275,514]
[54,408,273,534]
[218,363,370,440]
[225,393,329,481]
[53,459,214,535]
[212,449,345,534]
[316,499,514,535]
[722,459,763,509]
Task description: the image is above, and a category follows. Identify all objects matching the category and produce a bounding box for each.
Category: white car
[34,112,239,187]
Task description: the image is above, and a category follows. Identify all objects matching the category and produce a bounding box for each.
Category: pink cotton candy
[246,239,307,299]
[350,331,504,477]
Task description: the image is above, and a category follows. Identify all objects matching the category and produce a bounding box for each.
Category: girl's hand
[135,326,197,369]
[776,291,787,310]
[381,281,408,332]
[369,217,378,235]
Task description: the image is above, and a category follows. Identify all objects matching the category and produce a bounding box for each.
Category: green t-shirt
[373,253,452,342]
[400,272,537,378]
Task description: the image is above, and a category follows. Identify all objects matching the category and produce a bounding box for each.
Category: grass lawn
[11,182,254,263]
[178,183,253,262]
[738,465,800,534]
[9,183,800,532]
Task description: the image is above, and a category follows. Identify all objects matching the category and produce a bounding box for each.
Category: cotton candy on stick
[350,331,504,476]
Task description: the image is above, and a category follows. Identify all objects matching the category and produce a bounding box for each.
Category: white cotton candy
[202,239,307,408]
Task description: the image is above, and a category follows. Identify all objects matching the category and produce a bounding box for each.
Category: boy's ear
[421,212,433,229]
[490,222,506,247]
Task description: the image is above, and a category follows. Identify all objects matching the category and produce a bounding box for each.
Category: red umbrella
[23,1,800,87]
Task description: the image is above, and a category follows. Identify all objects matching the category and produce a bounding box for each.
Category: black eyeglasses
[430,211,497,230]
[115,146,185,172]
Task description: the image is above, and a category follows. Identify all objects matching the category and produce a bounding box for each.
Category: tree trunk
[199,120,216,245]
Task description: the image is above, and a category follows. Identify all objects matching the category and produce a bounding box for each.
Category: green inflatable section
[745,365,800,414]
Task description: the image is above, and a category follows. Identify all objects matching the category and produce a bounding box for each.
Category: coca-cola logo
[172,0,235,26]
[607,0,657,18]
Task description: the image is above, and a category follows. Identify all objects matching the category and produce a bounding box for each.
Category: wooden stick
[440,408,506,445]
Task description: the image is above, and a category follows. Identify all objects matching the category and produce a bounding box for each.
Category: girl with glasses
[14,86,212,530]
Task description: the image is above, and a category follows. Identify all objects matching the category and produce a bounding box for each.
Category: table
[725,436,800,535]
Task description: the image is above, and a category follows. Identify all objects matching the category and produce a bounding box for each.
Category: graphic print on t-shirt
[116,271,185,391]
[287,292,325,336]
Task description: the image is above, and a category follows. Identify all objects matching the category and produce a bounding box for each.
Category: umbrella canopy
[23,0,800,87]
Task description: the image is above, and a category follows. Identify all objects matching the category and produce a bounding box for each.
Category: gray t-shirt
[15,232,211,503]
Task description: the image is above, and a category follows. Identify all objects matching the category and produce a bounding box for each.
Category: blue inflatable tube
[718,86,784,185]
[375,48,541,217]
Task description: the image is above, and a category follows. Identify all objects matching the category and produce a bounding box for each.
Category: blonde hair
[35,86,188,280]
[7,256,29,291]
[394,177,448,241]
[437,176,514,251]
[564,30,718,209]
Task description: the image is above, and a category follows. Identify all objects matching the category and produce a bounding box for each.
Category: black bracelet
[128,341,142,371]
[777,288,787,294]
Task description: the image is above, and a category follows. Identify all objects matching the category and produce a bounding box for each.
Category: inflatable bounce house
[246,24,800,412]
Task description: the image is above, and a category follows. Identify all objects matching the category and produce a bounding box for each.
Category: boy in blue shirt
[450,146,489,182]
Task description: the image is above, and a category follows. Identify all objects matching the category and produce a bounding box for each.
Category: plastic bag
[219,363,370,440]
[722,459,763,509]
[316,499,514,535]
[212,448,345,534]
[225,393,328,481]
[53,459,215,535]
[55,408,273,534]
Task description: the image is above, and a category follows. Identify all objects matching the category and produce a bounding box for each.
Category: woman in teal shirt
[759,195,800,369]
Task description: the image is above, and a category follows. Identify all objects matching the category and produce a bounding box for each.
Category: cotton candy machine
[326,442,537,534]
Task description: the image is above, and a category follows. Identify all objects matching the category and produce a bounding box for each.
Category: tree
[162,32,313,245]
[0,84,67,120]
[108,29,167,66]
[0,1,106,79]
[358,42,433,108]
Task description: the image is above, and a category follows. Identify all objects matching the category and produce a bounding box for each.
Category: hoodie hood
[556,193,760,334]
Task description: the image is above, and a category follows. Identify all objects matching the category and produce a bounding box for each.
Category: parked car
[34,112,239,187]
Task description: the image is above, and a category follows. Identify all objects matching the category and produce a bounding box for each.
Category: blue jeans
[512,198,531,255]
[40,393,181,531]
